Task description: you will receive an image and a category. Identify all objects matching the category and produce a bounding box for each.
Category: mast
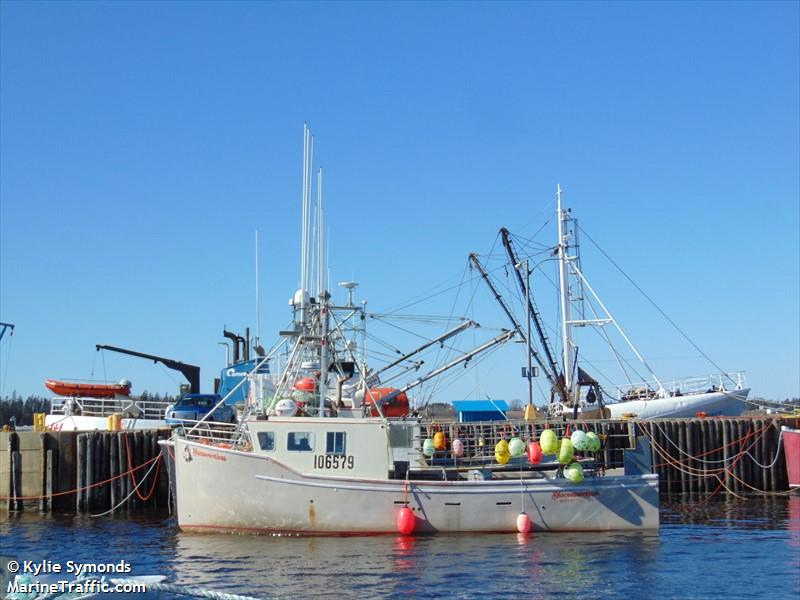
[0,322,13,342]
[557,184,573,404]
[299,124,311,326]
[317,167,328,413]
[255,229,261,350]
[499,228,567,403]
[468,253,555,390]
[517,259,534,408]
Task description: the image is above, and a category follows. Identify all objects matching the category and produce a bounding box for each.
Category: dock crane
[95,344,201,394]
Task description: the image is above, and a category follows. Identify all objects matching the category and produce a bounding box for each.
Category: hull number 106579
[314,455,355,469]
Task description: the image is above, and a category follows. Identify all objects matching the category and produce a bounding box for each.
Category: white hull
[605,388,750,420]
[169,438,659,534]
[46,415,167,431]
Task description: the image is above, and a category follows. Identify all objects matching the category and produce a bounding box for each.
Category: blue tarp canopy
[452,400,508,422]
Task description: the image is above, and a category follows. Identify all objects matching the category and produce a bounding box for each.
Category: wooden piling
[678,421,692,493]
[110,432,118,511]
[46,449,54,512]
[76,433,86,512]
[10,449,22,511]
[760,421,769,491]
[86,432,95,511]
[39,433,47,512]
[118,432,129,509]
[738,419,749,493]
[722,419,731,492]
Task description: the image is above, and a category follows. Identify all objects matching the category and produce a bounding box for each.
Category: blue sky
[1,1,798,403]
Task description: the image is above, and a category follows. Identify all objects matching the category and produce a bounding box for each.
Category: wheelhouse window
[326,431,346,455]
[257,431,275,451]
[287,432,314,452]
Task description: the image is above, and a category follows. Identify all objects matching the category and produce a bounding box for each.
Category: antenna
[317,167,324,297]
[339,281,358,307]
[255,229,261,348]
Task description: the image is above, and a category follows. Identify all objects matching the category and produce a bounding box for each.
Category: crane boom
[95,344,201,394]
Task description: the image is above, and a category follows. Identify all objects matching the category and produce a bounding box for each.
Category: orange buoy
[397,507,415,534]
[516,512,532,533]
[294,377,316,392]
[433,430,447,451]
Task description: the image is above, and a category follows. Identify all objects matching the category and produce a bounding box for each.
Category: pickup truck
[164,394,237,426]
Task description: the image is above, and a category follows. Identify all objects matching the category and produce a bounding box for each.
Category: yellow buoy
[523,404,536,422]
[433,431,447,451]
[495,439,511,464]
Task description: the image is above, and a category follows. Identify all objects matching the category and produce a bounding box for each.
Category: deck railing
[408,418,637,471]
[50,396,171,420]
[616,371,747,400]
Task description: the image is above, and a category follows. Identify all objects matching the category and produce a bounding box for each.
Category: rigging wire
[578,224,737,385]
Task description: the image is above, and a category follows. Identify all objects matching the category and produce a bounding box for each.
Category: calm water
[2,496,799,599]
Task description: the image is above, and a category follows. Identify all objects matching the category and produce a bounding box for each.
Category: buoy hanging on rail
[495,440,511,464]
[540,429,558,455]
[397,507,415,534]
[558,438,575,464]
[585,431,601,452]
[527,441,543,464]
[422,438,435,457]
[571,430,588,451]
[516,512,532,533]
[565,462,584,483]
[433,431,447,451]
[509,437,525,458]
[452,438,464,458]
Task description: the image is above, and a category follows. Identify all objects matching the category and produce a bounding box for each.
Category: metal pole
[515,259,534,408]
[556,184,572,403]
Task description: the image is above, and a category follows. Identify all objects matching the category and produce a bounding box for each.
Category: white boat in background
[162,127,660,536]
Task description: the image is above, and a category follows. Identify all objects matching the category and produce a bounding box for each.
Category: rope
[0,454,160,501]
[650,420,773,467]
[90,454,162,517]
[704,426,754,502]
[124,432,162,502]
[136,581,265,600]
[639,420,789,498]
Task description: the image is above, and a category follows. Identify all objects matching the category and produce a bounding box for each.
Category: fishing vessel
[162,127,660,535]
[468,186,750,420]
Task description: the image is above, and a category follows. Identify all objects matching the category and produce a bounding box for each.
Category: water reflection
[1,498,798,599]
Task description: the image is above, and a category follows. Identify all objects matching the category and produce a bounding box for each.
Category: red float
[294,377,316,392]
[396,506,415,534]
[527,441,543,464]
[516,512,533,534]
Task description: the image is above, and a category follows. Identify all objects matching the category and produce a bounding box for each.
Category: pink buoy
[397,507,416,535]
[527,441,543,464]
[516,512,532,533]
[452,438,464,458]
